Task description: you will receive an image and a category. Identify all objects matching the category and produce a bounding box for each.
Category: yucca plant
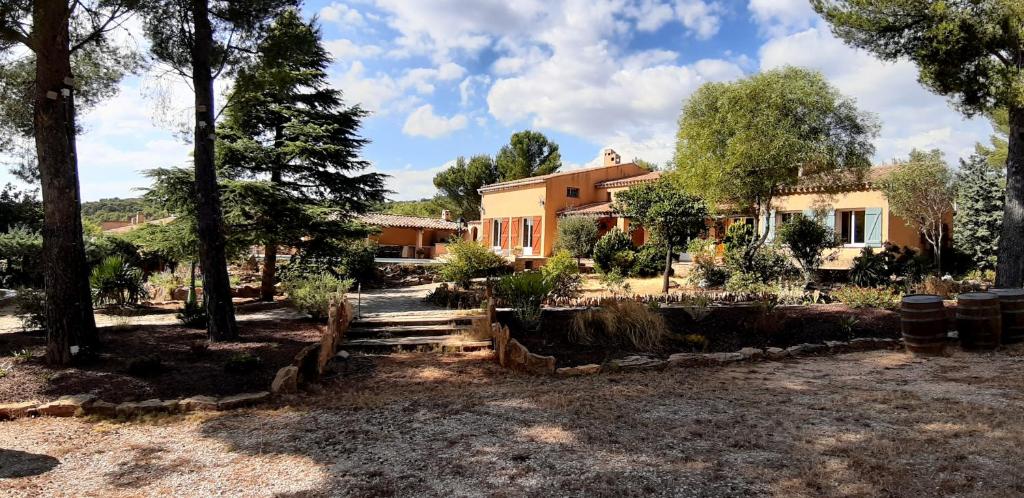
[496,271,553,331]
[90,256,147,307]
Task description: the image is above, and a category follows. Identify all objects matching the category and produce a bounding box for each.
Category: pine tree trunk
[34,0,98,365]
[191,0,238,341]
[996,105,1024,288]
[662,240,672,294]
[260,243,277,301]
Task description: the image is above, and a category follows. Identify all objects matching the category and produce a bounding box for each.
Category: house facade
[359,211,465,259]
[477,149,946,270]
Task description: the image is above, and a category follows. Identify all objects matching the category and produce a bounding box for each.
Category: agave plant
[90,256,147,307]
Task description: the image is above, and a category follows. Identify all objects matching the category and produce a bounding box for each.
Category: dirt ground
[4,347,1024,497]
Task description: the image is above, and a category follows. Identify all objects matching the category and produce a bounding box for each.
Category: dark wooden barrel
[990,288,1024,344]
[900,294,947,355]
[957,292,1002,350]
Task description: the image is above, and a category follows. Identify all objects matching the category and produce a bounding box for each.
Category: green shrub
[285,272,352,321]
[554,215,599,262]
[0,226,42,288]
[631,242,664,277]
[569,300,668,351]
[13,287,45,331]
[177,298,207,328]
[724,243,793,285]
[424,283,484,309]
[593,229,633,274]
[147,271,184,298]
[724,272,776,295]
[279,240,379,284]
[495,271,552,330]
[723,222,755,254]
[436,239,509,289]
[90,256,148,307]
[777,214,838,284]
[541,250,581,300]
[849,247,887,287]
[833,286,902,310]
[224,352,263,373]
[685,238,728,287]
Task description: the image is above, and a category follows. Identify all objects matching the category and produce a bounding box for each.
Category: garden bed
[501,303,951,368]
[0,304,323,403]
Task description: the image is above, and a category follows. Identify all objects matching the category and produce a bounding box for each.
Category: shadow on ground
[0,448,59,478]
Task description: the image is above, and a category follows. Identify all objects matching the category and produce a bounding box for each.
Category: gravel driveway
[4,348,1024,497]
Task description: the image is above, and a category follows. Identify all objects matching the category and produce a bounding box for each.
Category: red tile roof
[358,213,460,230]
[478,163,639,193]
[779,165,897,194]
[557,201,616,217]
[594,170,662,188]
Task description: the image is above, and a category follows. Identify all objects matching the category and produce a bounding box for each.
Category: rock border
[0,391,270,422]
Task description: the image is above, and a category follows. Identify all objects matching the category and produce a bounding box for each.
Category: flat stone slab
[217,392,269,410]
[765,347,789,360]
[556,364,602,376]
[37,394,96,417]
[786,343,828,356]
[668,353,712,367]
[738,348,764,361]
[0,401,39,420]
[346,324,472,338]
[344,335,491,351]
[610,356,666,371]
[179,395,219,412]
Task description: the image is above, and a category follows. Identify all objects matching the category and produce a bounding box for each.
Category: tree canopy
[432,155,497,220]
[495,130,561,181]
[614,178,708,293]
[880,149,956,270]
[955,153,1005,272]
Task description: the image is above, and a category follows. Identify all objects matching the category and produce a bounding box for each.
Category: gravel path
[348,282,446,317]
[4,348,1024,496]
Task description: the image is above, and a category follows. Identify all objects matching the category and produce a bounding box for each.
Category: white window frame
[521,218,534,256]
[837,209,867,247]
[777,211,799,226]
[491,220,502,251]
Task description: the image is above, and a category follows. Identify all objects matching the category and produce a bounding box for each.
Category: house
[101,214,177,234]
[358,211,466,259]
[477,149,946,270]
[477,149,650,269]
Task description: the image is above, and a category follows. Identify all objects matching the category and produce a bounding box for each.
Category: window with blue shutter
[865,207,883,247]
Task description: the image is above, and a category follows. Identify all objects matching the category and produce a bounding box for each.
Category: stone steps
[347,324,474,338]
[344,335,492,353]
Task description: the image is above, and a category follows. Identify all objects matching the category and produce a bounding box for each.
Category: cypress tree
[955,154,1005,272]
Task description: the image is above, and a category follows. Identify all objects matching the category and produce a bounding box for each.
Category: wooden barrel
[900,294,947,355]
[956,292,1002,350]
[990,288,1024,344]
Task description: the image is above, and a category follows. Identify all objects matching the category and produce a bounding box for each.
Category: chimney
[440,209,451,222]
[603,148,621,167]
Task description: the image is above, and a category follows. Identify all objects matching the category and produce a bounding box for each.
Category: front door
[521,218,534,256]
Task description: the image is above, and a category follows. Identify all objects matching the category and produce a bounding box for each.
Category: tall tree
[218,10,386,301]
[674,66,878,266]
[880,149,956,271]
[614,178,708,294]
[140,0,295,340]
[813,0,1024,286]
[1,0,137,364]
[955,153,1005,272]
[494,130,561,181]
[432,154,497,220]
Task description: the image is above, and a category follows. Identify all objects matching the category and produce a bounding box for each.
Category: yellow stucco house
[477,149,946,270]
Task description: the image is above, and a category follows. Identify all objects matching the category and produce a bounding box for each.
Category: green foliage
[554,215,599,262]
[593,229,633,274]
[880,149,956,268]
[849,247,887,287]
[685,238,728,287]
[89,256,147,307]
[569,300,668,351]
[724,272,776,295]
[378,197,458,219]
[850,244,931,289]
[541,250,581,300]
[675,66,877,218]
[80,197,168,224]
[436,239,509,289]
[0,184,41,232]
[723,223,755,254]
[496,271,553,330]
[833,286,902,310]
[955,153,1004,271]
[284,272,352,321]
[724,241,793,286]
[148,271,184,298]
[224,352,263,374]
[424,283,484,309]
[631,243,665,278]
[85,234,142,270]
[432,155,498,220]
[177,298,208,329]
[777,214,839,283]
[0,225,42,287]
[495,130,562,181]
[13,287,45,331]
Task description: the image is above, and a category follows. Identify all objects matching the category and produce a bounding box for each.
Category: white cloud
[747,0,816,36]
[627,0,676,32]
[323,39,383,61]
[674,0,723,40]
[402,105,469,138]
[758,23,992,165]
[459,75,491,106]
[320,2,365,26]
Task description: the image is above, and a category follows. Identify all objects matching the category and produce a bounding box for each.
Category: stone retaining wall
[0,392,270,421]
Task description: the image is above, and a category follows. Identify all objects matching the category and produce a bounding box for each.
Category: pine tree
[955,154,1005,272]
[217,10,386,301]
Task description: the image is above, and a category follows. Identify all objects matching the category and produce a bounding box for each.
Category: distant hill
[81,197,169,223]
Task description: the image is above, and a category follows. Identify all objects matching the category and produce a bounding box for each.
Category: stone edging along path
[0,391,270,422]
[491,322,904,376]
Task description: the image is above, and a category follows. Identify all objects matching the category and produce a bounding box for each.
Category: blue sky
[1,0,995,202]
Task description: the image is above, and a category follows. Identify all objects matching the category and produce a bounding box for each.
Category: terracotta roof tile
[594,170,661,188]
[478,163,639,193]
[557,201,616,217]
[358,213,460,230]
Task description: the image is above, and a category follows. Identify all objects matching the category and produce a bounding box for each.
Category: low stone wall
[491,323,556,375]
[277,298,354,394]
[0,391,270,421]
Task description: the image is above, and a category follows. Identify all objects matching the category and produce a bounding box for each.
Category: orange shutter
[511,217,521,249]
[500,218,510,249]
[532,216,542,253]
[483,219,492,246]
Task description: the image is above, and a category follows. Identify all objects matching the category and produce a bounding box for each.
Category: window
[521,218,534,249]
[606,192,612,201]
[491,219,501,247]
[838,210,866,246]
[778,212,797,225]
[730,217,754,227]
[566,187,580,198]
